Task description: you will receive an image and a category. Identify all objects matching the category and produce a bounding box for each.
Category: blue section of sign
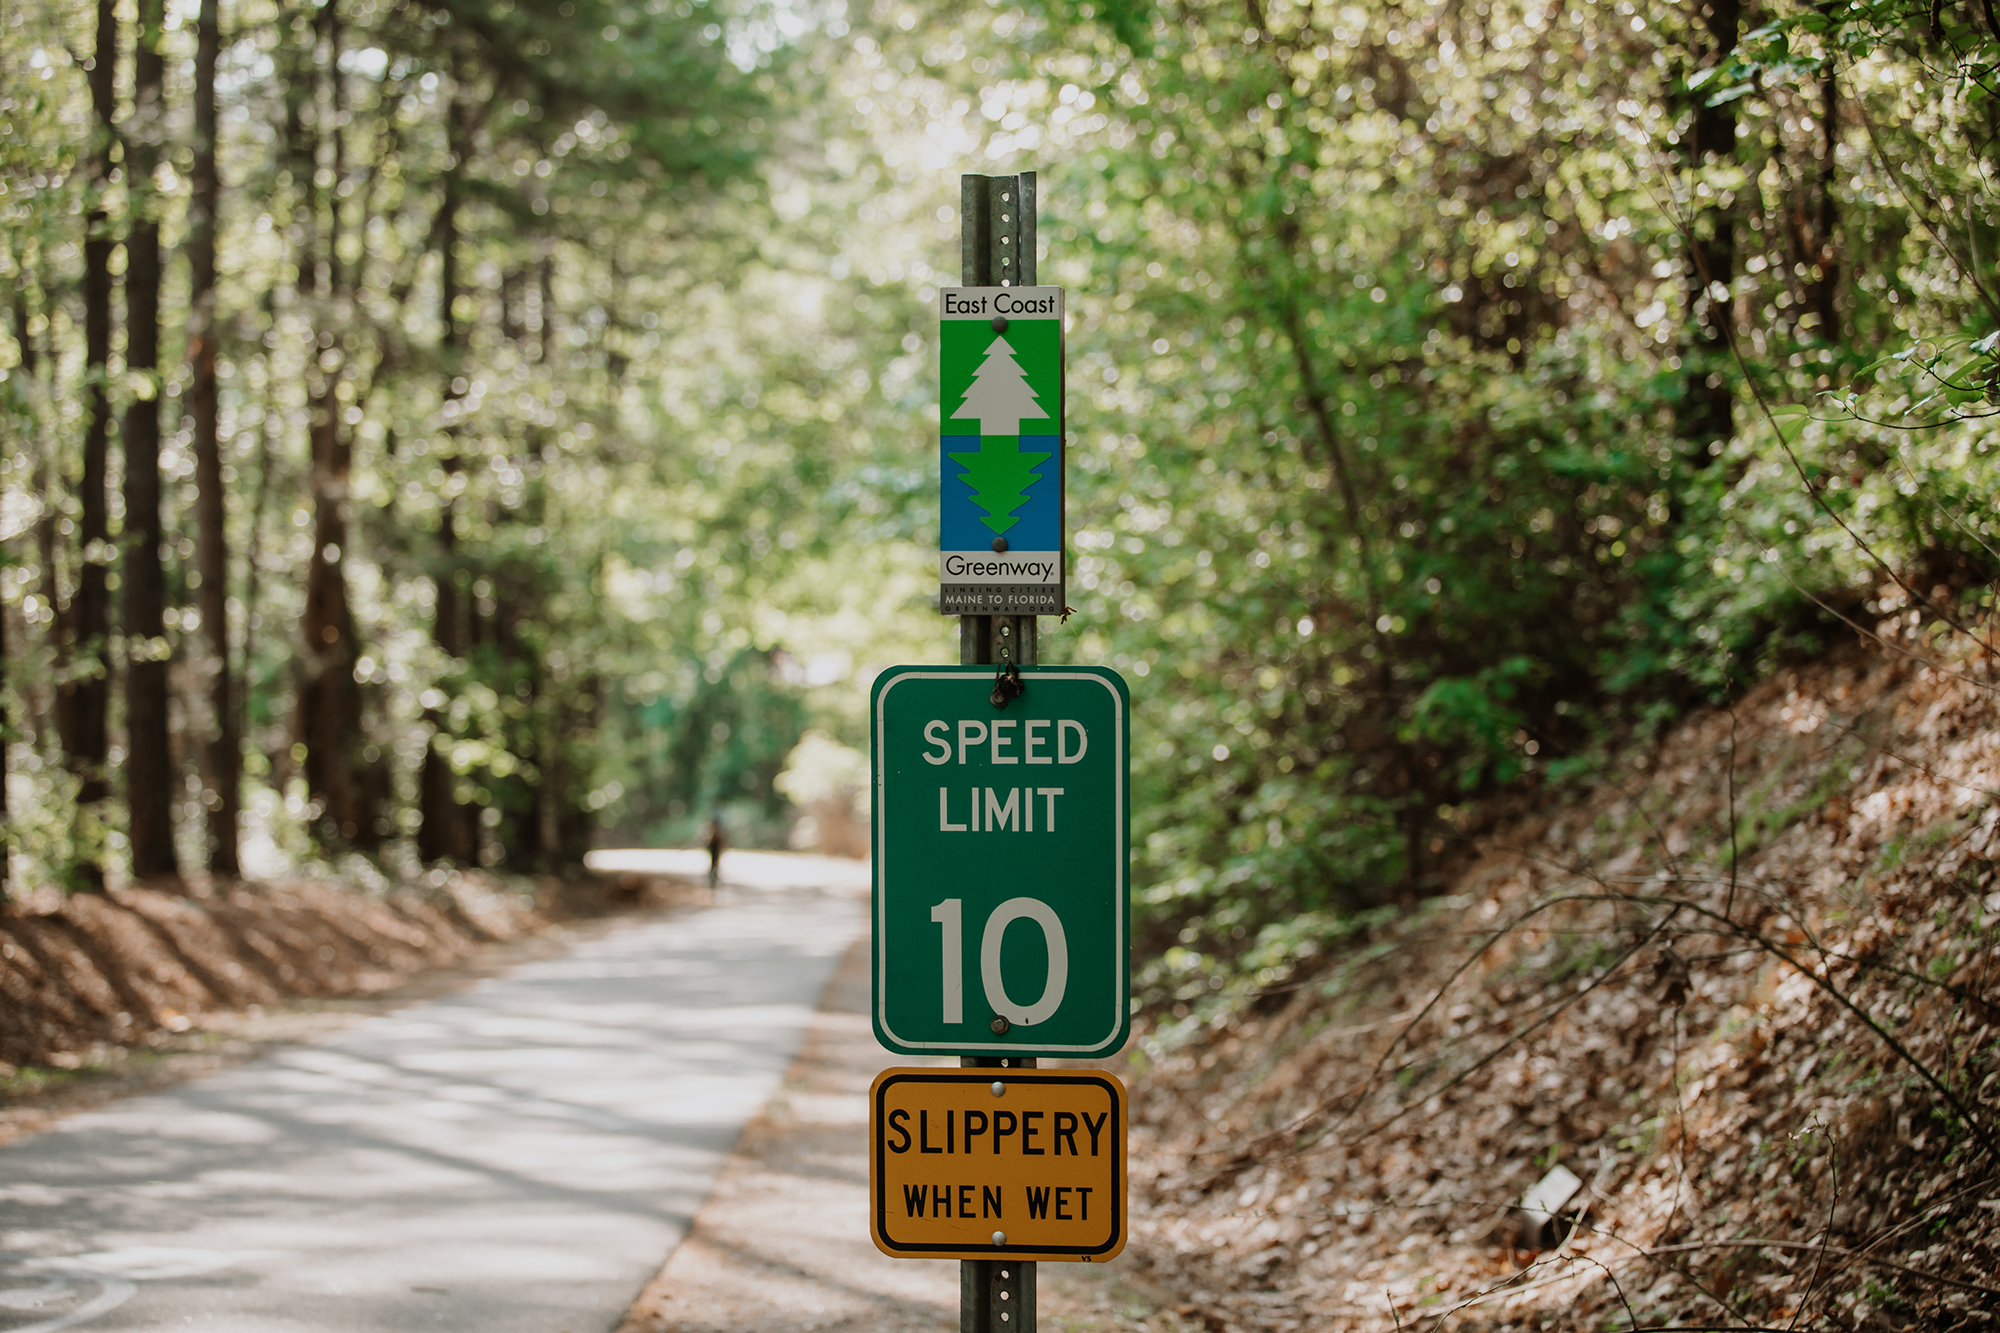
[942,434,1062,549]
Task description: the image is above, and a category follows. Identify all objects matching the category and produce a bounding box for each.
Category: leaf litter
[1110,615,2000,1332]
[0,869,706,1140]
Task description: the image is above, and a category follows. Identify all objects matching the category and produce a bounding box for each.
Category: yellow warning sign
[868,1066,1126,1262]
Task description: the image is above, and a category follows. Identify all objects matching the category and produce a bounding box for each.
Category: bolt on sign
[939,286,1065,616]
[869,1067,1127,1263]
[871,665,1129,1058]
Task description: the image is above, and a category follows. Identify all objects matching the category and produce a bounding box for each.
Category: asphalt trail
[0,858,865,1333]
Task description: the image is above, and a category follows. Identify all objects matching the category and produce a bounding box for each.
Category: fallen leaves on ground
[1116,614,2000,1332]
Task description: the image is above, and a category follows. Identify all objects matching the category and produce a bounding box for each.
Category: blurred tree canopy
[3,0,1998,988]
[0,0,944,888]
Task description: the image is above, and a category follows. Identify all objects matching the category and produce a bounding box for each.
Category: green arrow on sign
[871,665,1130,1058]
[952,437,1052,537]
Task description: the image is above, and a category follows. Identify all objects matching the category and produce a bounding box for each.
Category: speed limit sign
[870,665,1129,1059]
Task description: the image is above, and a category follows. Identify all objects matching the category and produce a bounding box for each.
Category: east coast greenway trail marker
[939,286,1065,616]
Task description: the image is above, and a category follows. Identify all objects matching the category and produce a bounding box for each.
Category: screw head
[990,1080,1006,1097]
[992,1230,1008,1246]
[990,1015,1011,1034]
[991,315,1009,332]
[992,536,1009,552]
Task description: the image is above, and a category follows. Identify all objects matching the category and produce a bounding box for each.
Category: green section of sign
[954,436,1051,538]
[944,325,1060,437]
[871,665,1130,1058]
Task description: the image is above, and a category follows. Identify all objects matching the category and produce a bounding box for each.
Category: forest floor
[1106,615,2000,1332]
[0,863,705,1147]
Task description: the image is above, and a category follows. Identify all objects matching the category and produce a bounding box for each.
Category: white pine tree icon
[949,335,1050,436]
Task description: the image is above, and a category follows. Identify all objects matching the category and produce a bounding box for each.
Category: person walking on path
[704,807,727,888]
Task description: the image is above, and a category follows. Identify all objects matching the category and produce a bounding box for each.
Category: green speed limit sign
[870,665,1130,1058]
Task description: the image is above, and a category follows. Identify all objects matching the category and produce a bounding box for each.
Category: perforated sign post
[939,287,1065,616]
[887,169,1099,1333]
[870,665,1129,1059]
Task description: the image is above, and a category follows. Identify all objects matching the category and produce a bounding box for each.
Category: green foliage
[0,0,945,878]
[1403,657,1541,794]
[607,647,808,847]
[7,0,2000,938]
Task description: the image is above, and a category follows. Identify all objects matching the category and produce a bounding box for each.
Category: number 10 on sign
[871,666,1129,1058]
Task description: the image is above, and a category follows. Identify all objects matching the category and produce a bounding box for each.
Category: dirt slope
[0,869,699,1099]
[1116,618,2000,1331]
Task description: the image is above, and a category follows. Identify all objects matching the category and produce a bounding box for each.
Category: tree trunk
[190,0,239,877]
[24,284,61,783]
[1,497,9,897]
[1678,0,1742,469]
[538,251,555,365]
[243,291,280,787]
[418,86,477,865]
[292,0,377,849]
[1811,65,1839,341]
[554,677,602,869]
[5,283,37,899]
[416,490,471,864]
[61,0,119,890]
[123,0,179,883]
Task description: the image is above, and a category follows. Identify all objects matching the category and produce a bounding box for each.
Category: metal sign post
[958,170,1040,1333]
[865,170,1125,1333]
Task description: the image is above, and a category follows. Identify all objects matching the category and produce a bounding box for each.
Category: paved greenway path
[0,853,866,1333]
